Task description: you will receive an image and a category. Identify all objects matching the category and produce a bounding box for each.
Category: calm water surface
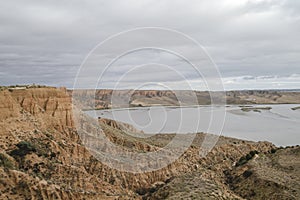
[86,104,300,146]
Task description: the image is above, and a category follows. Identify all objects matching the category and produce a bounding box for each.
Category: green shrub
[236,151,259,167]
[246,153,252,160]
[243,170,253,178]
[270,148,277,154]
[249,150,258,157]
[0,153,14,169]
[10,141,36,158]
[236,156,247,166]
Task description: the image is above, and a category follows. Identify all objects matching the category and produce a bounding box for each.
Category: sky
[0,0,300,90]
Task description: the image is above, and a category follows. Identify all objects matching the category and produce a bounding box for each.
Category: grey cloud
[0,0,299,89]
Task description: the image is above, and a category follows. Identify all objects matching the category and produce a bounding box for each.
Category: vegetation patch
[242,170,253,178]
[270,148,277,154]
[241,107,272,112]
[0,153,14,169]
[9,141,37,158]
[236,150,258,166]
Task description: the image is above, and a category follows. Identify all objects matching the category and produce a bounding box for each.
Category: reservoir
[86,104,300,146]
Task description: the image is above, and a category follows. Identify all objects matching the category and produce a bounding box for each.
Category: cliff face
[1,87,295,200]
[0,90,20,120]
[0,87,137,199]
[9,87,74,129]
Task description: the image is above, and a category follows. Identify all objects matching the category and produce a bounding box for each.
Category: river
[85,104,300,146]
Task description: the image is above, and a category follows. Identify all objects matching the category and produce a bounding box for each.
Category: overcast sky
[0,0,300,90]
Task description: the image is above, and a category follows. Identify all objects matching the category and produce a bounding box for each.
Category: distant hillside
[70,89,300,109]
